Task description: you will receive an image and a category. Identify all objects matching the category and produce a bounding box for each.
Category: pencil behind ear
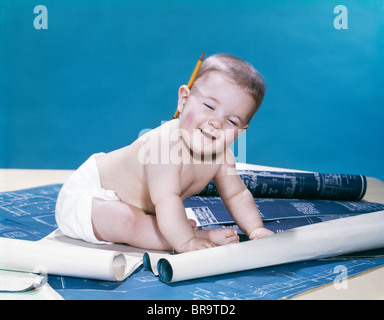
[177,85,190,114]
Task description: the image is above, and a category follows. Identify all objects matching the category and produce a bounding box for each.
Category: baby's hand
[248,227,274,240]
[178,237,216,253]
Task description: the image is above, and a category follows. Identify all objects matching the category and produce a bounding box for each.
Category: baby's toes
[225,228,239,243]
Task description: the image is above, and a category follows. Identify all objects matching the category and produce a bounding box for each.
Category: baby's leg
[92,199,239,250]
[91,198,173,250]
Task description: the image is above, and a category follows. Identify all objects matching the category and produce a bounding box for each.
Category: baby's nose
[208,118,223,129]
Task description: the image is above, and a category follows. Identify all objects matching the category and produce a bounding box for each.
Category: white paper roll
[0,237,127,281]
[149,211,384,283]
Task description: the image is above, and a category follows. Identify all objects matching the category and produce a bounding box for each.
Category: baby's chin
[187,141,226,159]
[179,132,226,159]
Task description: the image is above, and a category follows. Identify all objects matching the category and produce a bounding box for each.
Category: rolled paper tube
[151,211,384,283]
[0,237,128,281]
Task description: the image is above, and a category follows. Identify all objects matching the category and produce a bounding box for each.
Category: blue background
[1,0,383,180]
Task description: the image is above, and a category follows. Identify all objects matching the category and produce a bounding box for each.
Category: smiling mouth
[200,129,216,140]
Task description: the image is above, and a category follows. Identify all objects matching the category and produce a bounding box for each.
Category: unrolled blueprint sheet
[184,196,384,229]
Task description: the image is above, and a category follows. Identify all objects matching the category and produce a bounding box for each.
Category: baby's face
[178,71,255,157]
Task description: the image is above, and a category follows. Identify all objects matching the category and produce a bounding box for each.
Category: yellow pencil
[173,51,205,119]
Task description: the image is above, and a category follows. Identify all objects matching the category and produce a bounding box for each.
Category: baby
[55,54,274,253]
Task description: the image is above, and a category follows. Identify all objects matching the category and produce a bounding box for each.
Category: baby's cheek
[180,111,197,129]
[184,111,196,123]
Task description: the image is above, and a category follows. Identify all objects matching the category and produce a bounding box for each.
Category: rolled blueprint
[199,171,367,200]
[0,237,133,281]
[145,211,384,283]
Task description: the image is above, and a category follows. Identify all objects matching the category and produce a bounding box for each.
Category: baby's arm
[213,154,274,240]
[145,161,215,253]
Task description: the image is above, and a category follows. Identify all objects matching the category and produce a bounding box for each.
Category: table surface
[0,168,383,300]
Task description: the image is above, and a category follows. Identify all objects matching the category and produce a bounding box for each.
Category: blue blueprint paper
[0,184,61,240]
[183,196,384,228]
[1,185,384,300]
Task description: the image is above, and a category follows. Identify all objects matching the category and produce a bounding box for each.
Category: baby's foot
[196,228,239,246]
[188,219,197,229]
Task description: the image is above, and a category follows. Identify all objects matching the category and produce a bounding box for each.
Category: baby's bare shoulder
[214,149,237,177]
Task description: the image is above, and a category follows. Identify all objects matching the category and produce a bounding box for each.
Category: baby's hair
[194,53,265,120]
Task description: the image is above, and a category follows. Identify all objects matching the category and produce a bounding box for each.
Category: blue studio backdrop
[1,0,383,180]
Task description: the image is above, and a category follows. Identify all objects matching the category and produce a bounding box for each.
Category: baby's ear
[177,85,190,113]
[239,124,249,134]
